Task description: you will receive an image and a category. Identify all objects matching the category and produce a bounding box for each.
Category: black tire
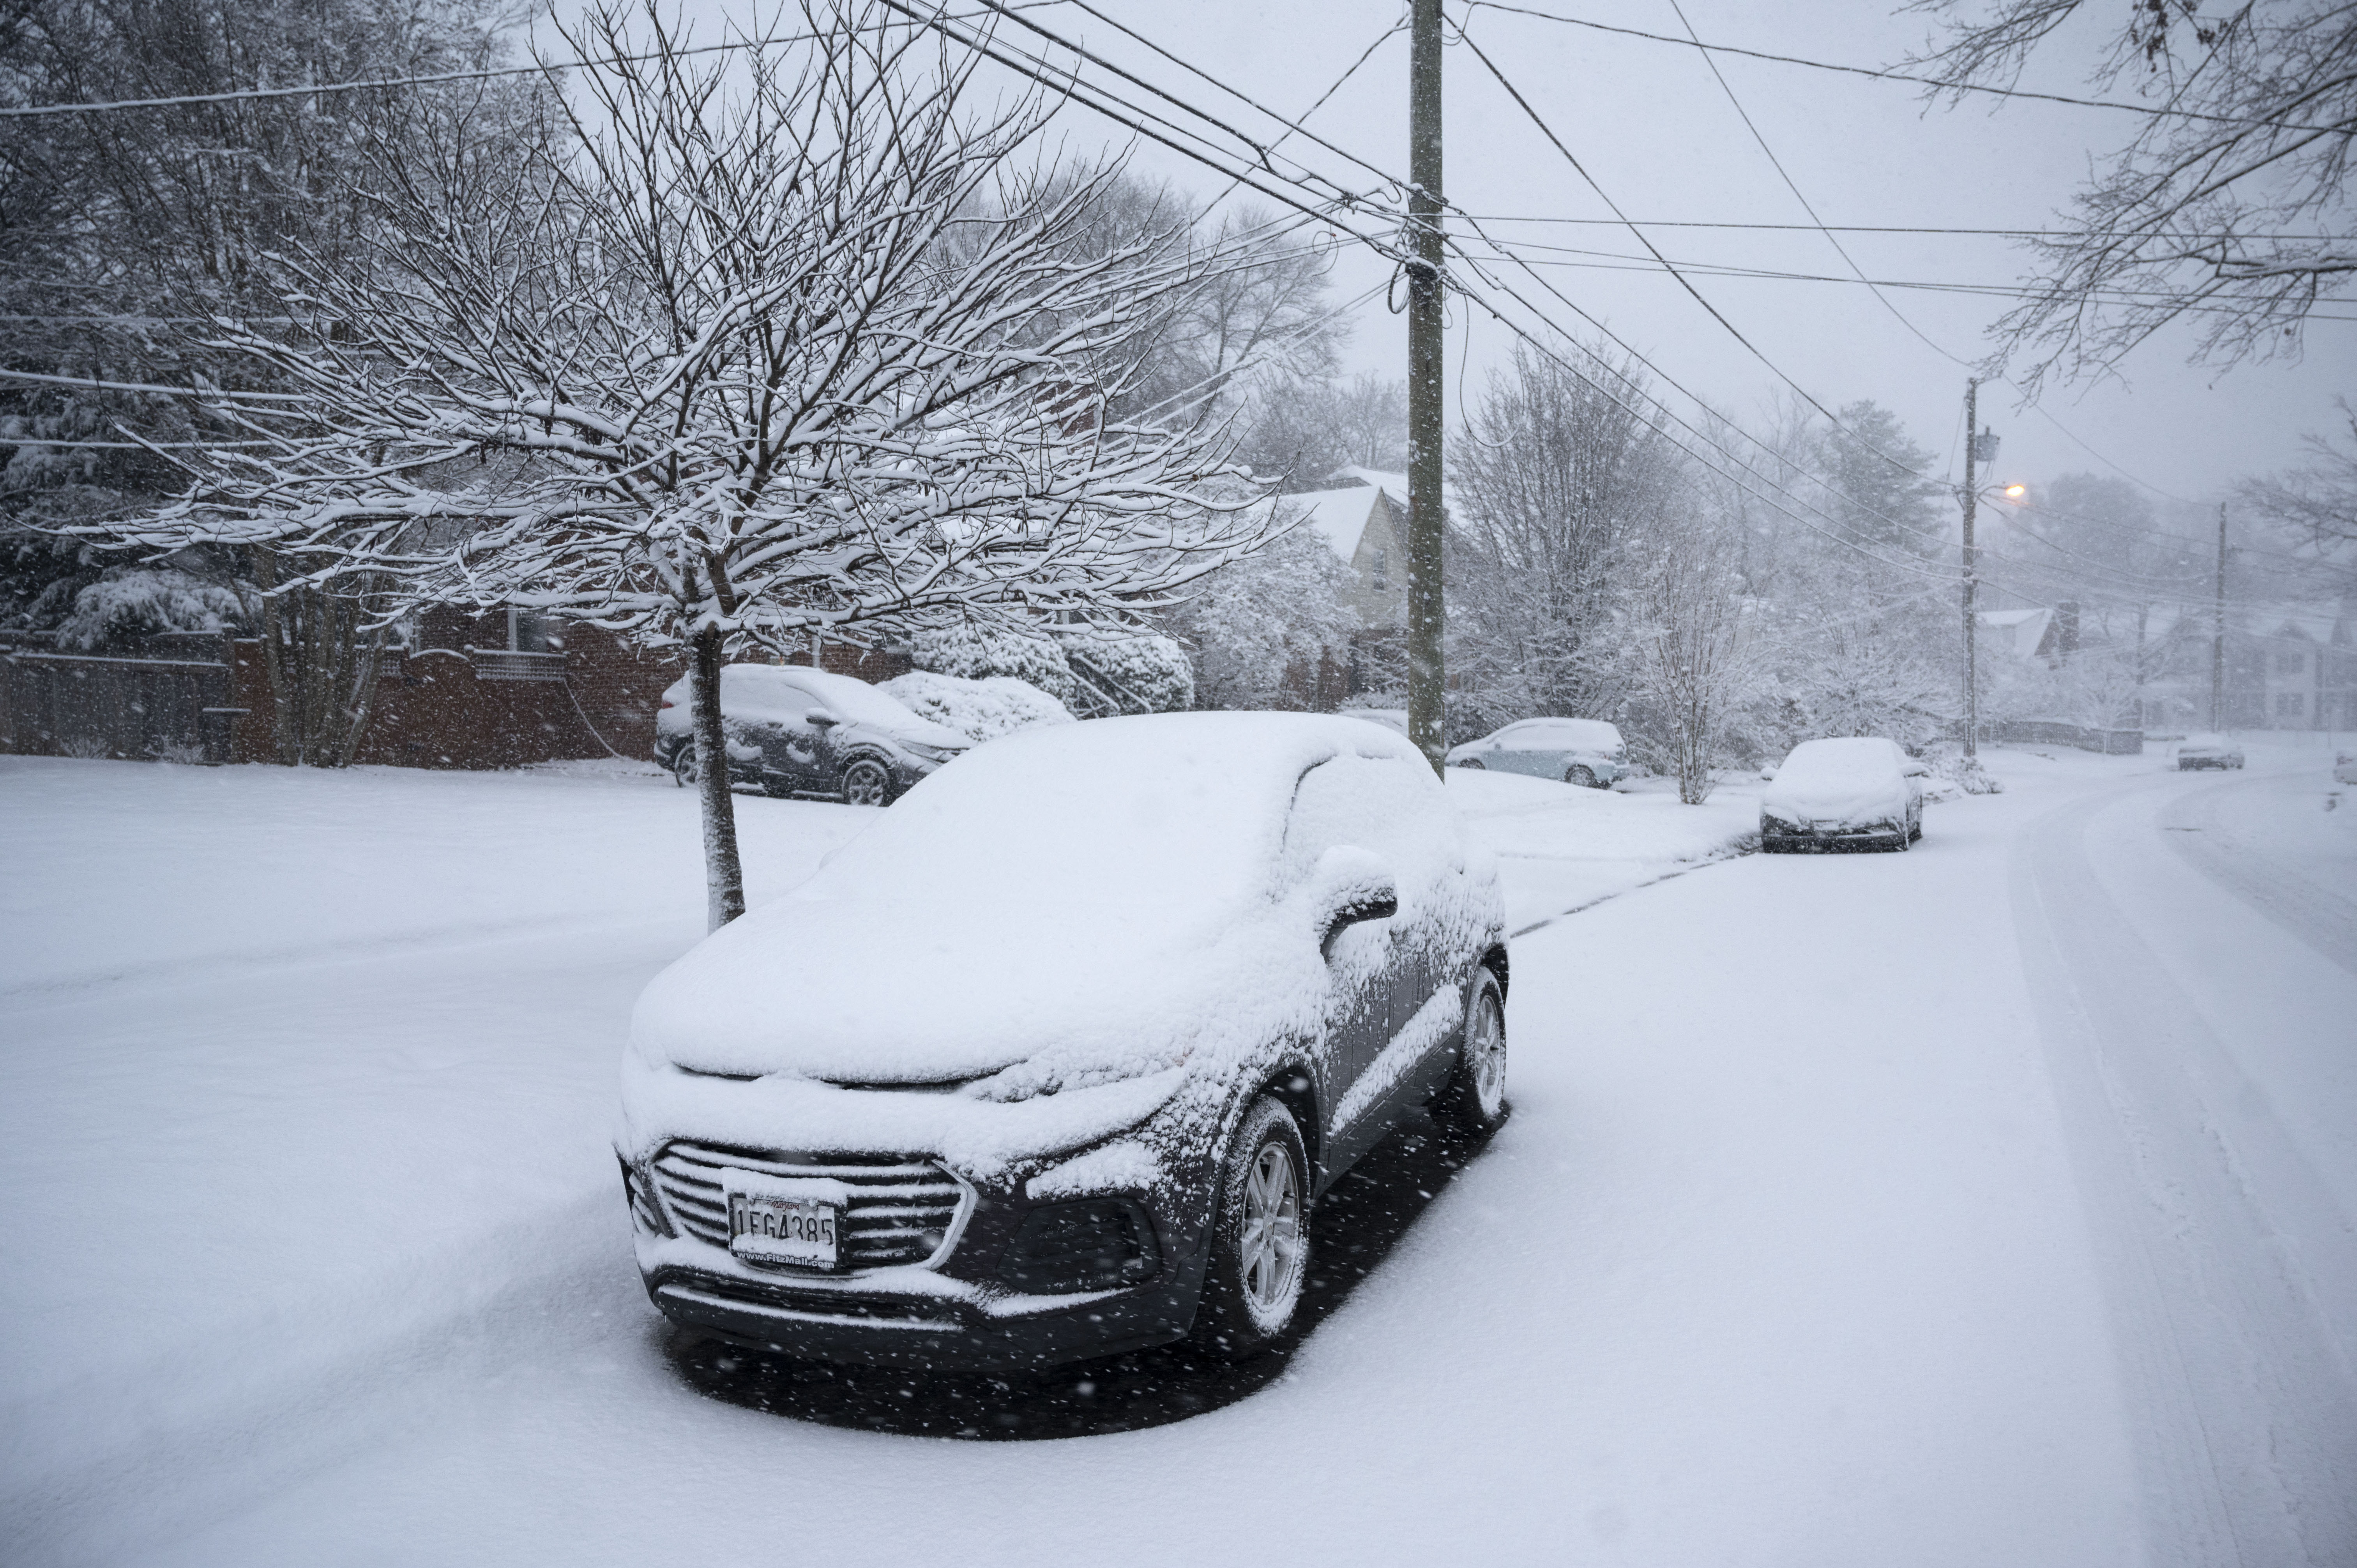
[1565,764,1597,788]
[842,757,893,807]
[671,746,698,788]
[1191,1095,1311,1359]
[1458,758,1485,770]
[1434,969,1509,1139]
[1891,819,1912,852]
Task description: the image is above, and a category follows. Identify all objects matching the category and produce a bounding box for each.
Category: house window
[507,608,557,653]
[2271,648,2306,674]
[1371,547,1389,590]
[2274,691,2305,718]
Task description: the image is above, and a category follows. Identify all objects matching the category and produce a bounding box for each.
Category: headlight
[900,741,961,765]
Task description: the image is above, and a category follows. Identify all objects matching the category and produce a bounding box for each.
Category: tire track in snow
[2012,786,2357,1566]
[2156,775,2357,977]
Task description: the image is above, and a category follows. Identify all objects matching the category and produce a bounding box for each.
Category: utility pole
[1960,377,1981,758]
[1405,0,1447,775]
[2211,501,2228,730]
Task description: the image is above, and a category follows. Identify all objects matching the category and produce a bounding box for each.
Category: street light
[2002,483,2027,501]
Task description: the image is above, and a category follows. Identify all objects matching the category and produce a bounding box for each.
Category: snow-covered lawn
[6,740,2352,1564]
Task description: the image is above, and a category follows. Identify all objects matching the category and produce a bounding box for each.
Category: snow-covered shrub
[55,567,247,649]
[1063,627,1193,715]
[908,623,1077,706]
[1159,528,1354,710]
[881,670,1074,743]
[1924,743,2003,795]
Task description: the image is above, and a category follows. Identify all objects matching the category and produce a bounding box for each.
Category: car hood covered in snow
[621,713,1498,1174]
[1762,737,1907,824]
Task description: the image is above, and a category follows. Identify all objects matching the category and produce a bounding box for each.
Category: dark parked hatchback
[617,713,1510,1368]
[655,664,969,806]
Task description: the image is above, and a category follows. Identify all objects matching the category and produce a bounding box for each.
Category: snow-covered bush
[1159,527,1354,710]
[1064,627,1193,715]
[908,623,1077,706]
[55,567,246,650]
[1923,742,2003,795]
[881,670,1074,743]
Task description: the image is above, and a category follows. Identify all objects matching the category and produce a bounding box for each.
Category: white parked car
[2175,733,2246,771]
[1760,737,1928,853]
[618,713,1511,1369]
[1341,707,1409,738]
[1447,717,1629,788]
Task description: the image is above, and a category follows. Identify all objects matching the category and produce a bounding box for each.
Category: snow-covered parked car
[654,664,970,806]
[2175,733,2245,771]
[1759,736,1928,853]
[1341,706,1409,737]
[1446,717,1628,787]
[618,712,1511,1369]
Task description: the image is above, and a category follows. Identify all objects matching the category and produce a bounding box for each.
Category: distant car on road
[655,664,970,806]
[618,713,1511,1370]
[2175,733,2246,772]
[1760,737,1927,853]
[1447,717,1629,788]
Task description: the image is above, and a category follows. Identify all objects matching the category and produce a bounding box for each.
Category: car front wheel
[1457,758,1485,770]
[1565,764,1597,788]
[671,747,698,788]
[842,758,893,807]
[1192,1095,1310,1358]
[1435,969,1509,1139]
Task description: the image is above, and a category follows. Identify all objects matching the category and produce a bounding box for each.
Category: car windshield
[775,667,933,732]
[1499,718,1621,752]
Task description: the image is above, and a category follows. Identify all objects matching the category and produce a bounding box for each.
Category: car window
[1282,753,1454,905]
[718,666,816,724]
[1498,718,1620,752]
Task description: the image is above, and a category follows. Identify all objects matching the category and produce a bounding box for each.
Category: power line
[1460,0,2350,135]
[1452,19,1951,489]
[1445,216,2346,241]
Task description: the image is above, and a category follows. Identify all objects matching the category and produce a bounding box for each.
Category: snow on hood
[627,713,1461,1121]
[1762,737,1907,823]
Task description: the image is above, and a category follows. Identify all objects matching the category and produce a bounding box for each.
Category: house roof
[1274,485,1390,563]
[1976,606,2053,660]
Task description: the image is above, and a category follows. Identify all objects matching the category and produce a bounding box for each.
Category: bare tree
[1905,0,2356,389]
[2247,396,2357,590]
[1448,339,1687,721]
[109,1,1272,928]
[1627,522,1756,805]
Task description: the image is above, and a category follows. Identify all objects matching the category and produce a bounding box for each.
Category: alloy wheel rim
[1240,1141,1304,1319]
[845,766,885,806]
[1470,994,1506,1116]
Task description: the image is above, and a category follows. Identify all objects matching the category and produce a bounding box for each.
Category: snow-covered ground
[4,740,2352,1565]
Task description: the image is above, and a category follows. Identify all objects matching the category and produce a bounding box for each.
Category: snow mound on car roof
[1762,737,1907,822]
[624,713,1475,1165]
[880,670,1072,743]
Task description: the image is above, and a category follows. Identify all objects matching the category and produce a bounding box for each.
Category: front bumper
[1760,816,1906,848]
[624,1139,1213,1371]
[643,1247,1209,1371]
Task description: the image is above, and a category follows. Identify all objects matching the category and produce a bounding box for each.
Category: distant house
[1260,467,1456,632]
[1976,606,2057,662]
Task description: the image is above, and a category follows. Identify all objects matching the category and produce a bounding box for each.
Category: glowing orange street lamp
[2003,484,2027,501]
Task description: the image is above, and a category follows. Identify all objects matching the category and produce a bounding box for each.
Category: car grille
[651,1141,969,1272]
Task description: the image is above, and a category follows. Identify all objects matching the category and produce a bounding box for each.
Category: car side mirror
[1312,846,1398,957]
[805,708,839,729]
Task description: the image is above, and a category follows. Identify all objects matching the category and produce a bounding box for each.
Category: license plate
[728,1193,840,1269]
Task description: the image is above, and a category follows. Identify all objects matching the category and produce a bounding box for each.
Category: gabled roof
[1273,485,1389,563]
[1976,606,2053,660]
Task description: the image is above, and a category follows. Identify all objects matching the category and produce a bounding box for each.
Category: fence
[1989,719,2145,756]
[0,633,240,762]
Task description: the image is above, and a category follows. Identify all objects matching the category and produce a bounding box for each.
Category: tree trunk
[691,624,747,931]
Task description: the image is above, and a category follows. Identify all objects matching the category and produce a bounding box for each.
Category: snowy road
[5,747,2353,1565]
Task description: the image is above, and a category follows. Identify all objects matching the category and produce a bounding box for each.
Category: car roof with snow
[628,712,1463,1084]
[1777,736,1904,780]
[1495,717,1622,750]
[660,663,964,743]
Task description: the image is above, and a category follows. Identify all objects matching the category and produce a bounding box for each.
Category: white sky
[576,0,2355,528]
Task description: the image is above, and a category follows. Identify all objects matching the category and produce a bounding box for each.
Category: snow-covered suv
[654,664,969,806]
[617,713,1511,1369]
